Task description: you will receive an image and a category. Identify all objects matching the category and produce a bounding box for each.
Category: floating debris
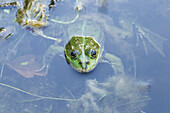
[0,1,20,9]
[75,3,85,12]
[0,27,5,33]
[48,0,58,10]
[15,0,48,29]
[15,0,60,41]
[0,26,15,39]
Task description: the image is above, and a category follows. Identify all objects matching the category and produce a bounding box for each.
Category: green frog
[39,9,167,75]
[64,20,124,73]
[40,14,125,75]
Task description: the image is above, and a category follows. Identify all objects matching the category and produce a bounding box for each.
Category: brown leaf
[6,54,46,78]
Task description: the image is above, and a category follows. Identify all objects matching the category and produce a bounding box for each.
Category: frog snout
[79,61,89,69]
[79,61,89,64]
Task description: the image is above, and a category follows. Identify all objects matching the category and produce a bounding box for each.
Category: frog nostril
[79,62,82,64]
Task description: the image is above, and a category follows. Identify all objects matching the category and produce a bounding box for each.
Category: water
[0,0,169,113]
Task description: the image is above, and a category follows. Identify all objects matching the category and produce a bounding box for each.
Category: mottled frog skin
[64,36,101,73]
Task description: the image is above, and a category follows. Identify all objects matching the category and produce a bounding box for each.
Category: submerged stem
[132,51,136,80]
[64,86,75,99]
[0,82,78,102]
[0,63,5,78]
[97,92,112,102]
[50,13,79,24]
[113,98,151,109]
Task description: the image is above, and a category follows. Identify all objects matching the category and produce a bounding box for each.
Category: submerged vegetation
[0,26,15,39]
[0,0,168,112]
[68,75,151,113]
[15,0,48,28]
[15,0,61,41]
[0,1,19,9]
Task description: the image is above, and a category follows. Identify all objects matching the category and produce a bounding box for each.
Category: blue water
[0,0,170,113]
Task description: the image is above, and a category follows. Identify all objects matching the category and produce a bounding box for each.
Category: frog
[39,7,167,76]
[64,20,124,73]
[39,13,125,75]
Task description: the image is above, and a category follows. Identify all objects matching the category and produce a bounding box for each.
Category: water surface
[0,0,169,113]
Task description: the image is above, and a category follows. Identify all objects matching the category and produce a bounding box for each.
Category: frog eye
[91,50,97,58]
[71,50,77,59]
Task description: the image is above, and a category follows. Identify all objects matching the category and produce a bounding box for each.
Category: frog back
[66,19,105,49]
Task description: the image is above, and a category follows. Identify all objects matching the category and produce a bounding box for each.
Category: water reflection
[0,0,169,113]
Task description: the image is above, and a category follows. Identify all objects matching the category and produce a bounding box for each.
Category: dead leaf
[6,54,46,78]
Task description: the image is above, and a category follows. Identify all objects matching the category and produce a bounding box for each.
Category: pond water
[0,0,170,113]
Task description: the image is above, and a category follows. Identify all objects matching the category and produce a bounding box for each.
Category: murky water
[0,0,169,113]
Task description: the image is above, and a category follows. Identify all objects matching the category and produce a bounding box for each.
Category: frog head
[64,36,100,73]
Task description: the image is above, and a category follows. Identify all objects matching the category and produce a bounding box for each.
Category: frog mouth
[79,68,92,73]
[70,64,97,73]
[80,69,89,73]
[71,66,90,73]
